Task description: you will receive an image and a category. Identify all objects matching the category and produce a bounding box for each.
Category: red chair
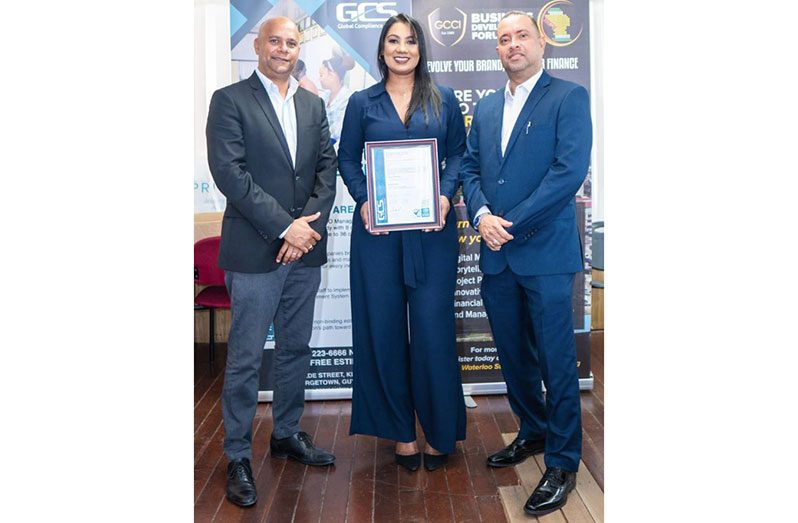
[194,236,230,364]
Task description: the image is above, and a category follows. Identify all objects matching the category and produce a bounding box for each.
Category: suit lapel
[293,89,308,172]
[499,71,552,170]
[248,73,294,169]
[490,91,505,164]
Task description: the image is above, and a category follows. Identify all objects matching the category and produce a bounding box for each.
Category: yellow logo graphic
[538,0,583,47]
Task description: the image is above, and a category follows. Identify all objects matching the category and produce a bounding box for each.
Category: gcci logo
[427,7,467,47]
[335,2,398,23]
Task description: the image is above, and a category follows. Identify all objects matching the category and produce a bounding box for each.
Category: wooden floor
[195,332,604,522]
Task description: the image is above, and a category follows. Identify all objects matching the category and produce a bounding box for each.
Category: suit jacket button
[498,179,505,184]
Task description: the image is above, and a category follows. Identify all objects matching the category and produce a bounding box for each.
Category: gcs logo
[335,2,398,23]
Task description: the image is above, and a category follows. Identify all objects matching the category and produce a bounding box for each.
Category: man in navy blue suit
[459,11,592,516]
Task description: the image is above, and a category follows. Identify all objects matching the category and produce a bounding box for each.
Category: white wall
[589,0,604,222]
[195,0,232,211]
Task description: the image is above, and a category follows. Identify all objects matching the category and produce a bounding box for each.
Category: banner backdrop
[213,0,594,398]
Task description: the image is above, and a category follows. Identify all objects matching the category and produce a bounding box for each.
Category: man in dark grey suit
[206,16,338,508]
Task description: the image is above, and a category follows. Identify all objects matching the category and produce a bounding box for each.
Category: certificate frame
[364,138,441,233]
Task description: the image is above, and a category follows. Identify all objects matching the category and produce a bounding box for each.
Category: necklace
[387,83,413,122]
[387,88,411,100]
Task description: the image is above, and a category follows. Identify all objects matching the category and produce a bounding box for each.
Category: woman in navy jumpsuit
[338,13,467,471]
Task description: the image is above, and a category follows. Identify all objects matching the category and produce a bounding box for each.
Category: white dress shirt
[501,68,543,155]
[255,68,299,167]
[255,68,300,238]
[475,68,544,227]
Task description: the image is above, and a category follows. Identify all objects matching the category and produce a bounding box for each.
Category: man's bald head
[258,17,299,40]
[254,16,301,87]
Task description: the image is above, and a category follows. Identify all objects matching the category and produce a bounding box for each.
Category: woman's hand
[361,200,389,235]
[423,196,451,232]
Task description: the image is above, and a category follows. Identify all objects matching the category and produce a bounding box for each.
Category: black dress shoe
[270,431,335,466]
[524,467,576,515]
[486,436,545,467]
[423,453,448,471]
[226,458,257,507]
[395,452,421,471]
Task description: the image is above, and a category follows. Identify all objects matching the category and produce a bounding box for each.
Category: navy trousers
[348,204,466,454]
[481,268,582,472]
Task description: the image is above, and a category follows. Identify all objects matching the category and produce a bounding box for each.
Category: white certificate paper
[365,139,441,232]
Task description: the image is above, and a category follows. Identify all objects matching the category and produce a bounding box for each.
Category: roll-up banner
[198,0,594,399]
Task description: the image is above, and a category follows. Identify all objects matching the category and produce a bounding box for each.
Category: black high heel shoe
[395,452,421,471]
[423,452,448,471]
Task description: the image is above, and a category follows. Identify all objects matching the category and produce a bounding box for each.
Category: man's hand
[275,241,303,264]
[361,200,389,235]
[477,214,514,251]
[284,212,323,252]
[423,196,451,232]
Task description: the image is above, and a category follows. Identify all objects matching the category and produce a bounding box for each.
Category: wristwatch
[474,211,491,228]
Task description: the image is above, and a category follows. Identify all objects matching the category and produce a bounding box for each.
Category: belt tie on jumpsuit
[401,230,426,288]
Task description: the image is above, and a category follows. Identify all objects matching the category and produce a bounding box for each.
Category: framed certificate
[364,138,441,233]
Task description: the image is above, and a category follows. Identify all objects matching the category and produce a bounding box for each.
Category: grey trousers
[222,262,321,461]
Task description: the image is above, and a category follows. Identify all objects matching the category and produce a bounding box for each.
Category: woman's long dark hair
[377,13,441,126]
